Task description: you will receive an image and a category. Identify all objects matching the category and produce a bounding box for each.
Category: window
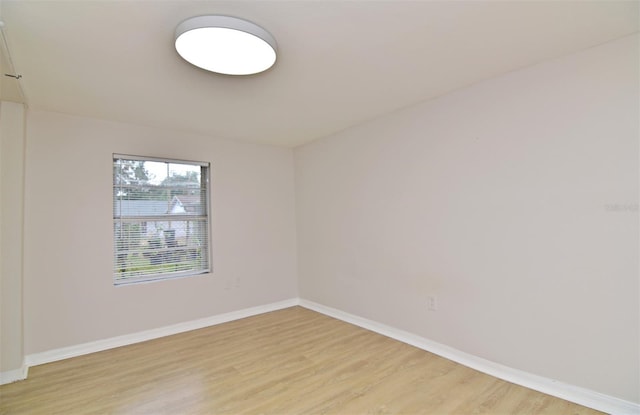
[113,154,211,285]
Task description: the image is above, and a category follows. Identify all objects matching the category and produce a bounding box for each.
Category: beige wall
[295,34,639,402]
[23,110,298,354]
[0,101,26,375]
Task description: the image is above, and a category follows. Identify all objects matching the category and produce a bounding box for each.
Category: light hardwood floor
[0,307,602,414]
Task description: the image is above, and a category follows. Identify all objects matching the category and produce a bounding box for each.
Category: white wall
[23,110,298,354]
[0,101,25,375]
[295,34,639,403]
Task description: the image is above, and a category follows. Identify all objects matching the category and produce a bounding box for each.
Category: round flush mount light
[175,15,277,76]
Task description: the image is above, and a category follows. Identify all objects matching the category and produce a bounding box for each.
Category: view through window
[113,155,210,285]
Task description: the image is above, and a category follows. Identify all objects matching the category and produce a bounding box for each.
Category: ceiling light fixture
[175,15,277,76]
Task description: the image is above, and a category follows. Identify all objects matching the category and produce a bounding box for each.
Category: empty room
[0,1,638,414]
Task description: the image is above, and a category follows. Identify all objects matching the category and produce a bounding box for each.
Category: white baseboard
[298,299,639,415]
[26,298,299,367]
[0,364,28,385]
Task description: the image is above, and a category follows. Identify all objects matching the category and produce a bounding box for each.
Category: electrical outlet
[427,296,438,311]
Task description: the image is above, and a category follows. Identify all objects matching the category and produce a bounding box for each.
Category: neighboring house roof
[114,200,170,217]
[170,195,203,215]
[115,196,202,217]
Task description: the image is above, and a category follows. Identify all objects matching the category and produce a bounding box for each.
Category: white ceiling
[1,1,638,148]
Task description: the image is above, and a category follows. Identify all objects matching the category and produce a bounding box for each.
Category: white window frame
[113,154,212,285]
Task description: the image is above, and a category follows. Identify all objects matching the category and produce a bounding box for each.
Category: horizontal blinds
[113,153,209,167]
[113,156,210,284]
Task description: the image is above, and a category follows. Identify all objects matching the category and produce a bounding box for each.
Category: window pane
[113,156,210,285]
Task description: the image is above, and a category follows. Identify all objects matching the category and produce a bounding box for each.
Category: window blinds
[113,155,210,284]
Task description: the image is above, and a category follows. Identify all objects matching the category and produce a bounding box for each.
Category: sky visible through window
[144,161,200,185]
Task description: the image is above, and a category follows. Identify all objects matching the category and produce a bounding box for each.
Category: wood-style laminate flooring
[0,306,603,414]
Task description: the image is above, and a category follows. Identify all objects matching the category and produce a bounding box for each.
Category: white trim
[26,298,299,367]
[298,299,640,415]
[0,364,28,385]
